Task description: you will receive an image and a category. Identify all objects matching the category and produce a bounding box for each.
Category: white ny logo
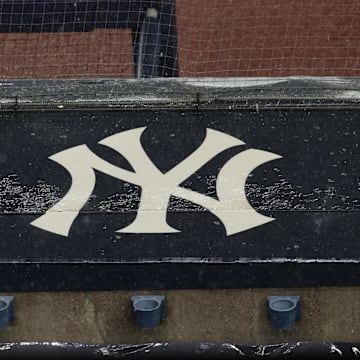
[31,127,281,236]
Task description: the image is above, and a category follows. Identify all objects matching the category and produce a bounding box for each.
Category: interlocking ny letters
[31,127,281,237]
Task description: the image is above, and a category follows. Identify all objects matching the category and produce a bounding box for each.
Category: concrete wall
[1,287,359,345]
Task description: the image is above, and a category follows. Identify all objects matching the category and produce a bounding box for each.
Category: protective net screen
[0,0,359,79]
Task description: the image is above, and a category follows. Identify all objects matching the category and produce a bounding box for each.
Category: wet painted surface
[0,78,359,290]
[0,109,358,289]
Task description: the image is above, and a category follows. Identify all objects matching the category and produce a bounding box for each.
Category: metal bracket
[0,296,15,329]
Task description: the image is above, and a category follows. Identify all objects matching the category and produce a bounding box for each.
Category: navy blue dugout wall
[0,77,359,291]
